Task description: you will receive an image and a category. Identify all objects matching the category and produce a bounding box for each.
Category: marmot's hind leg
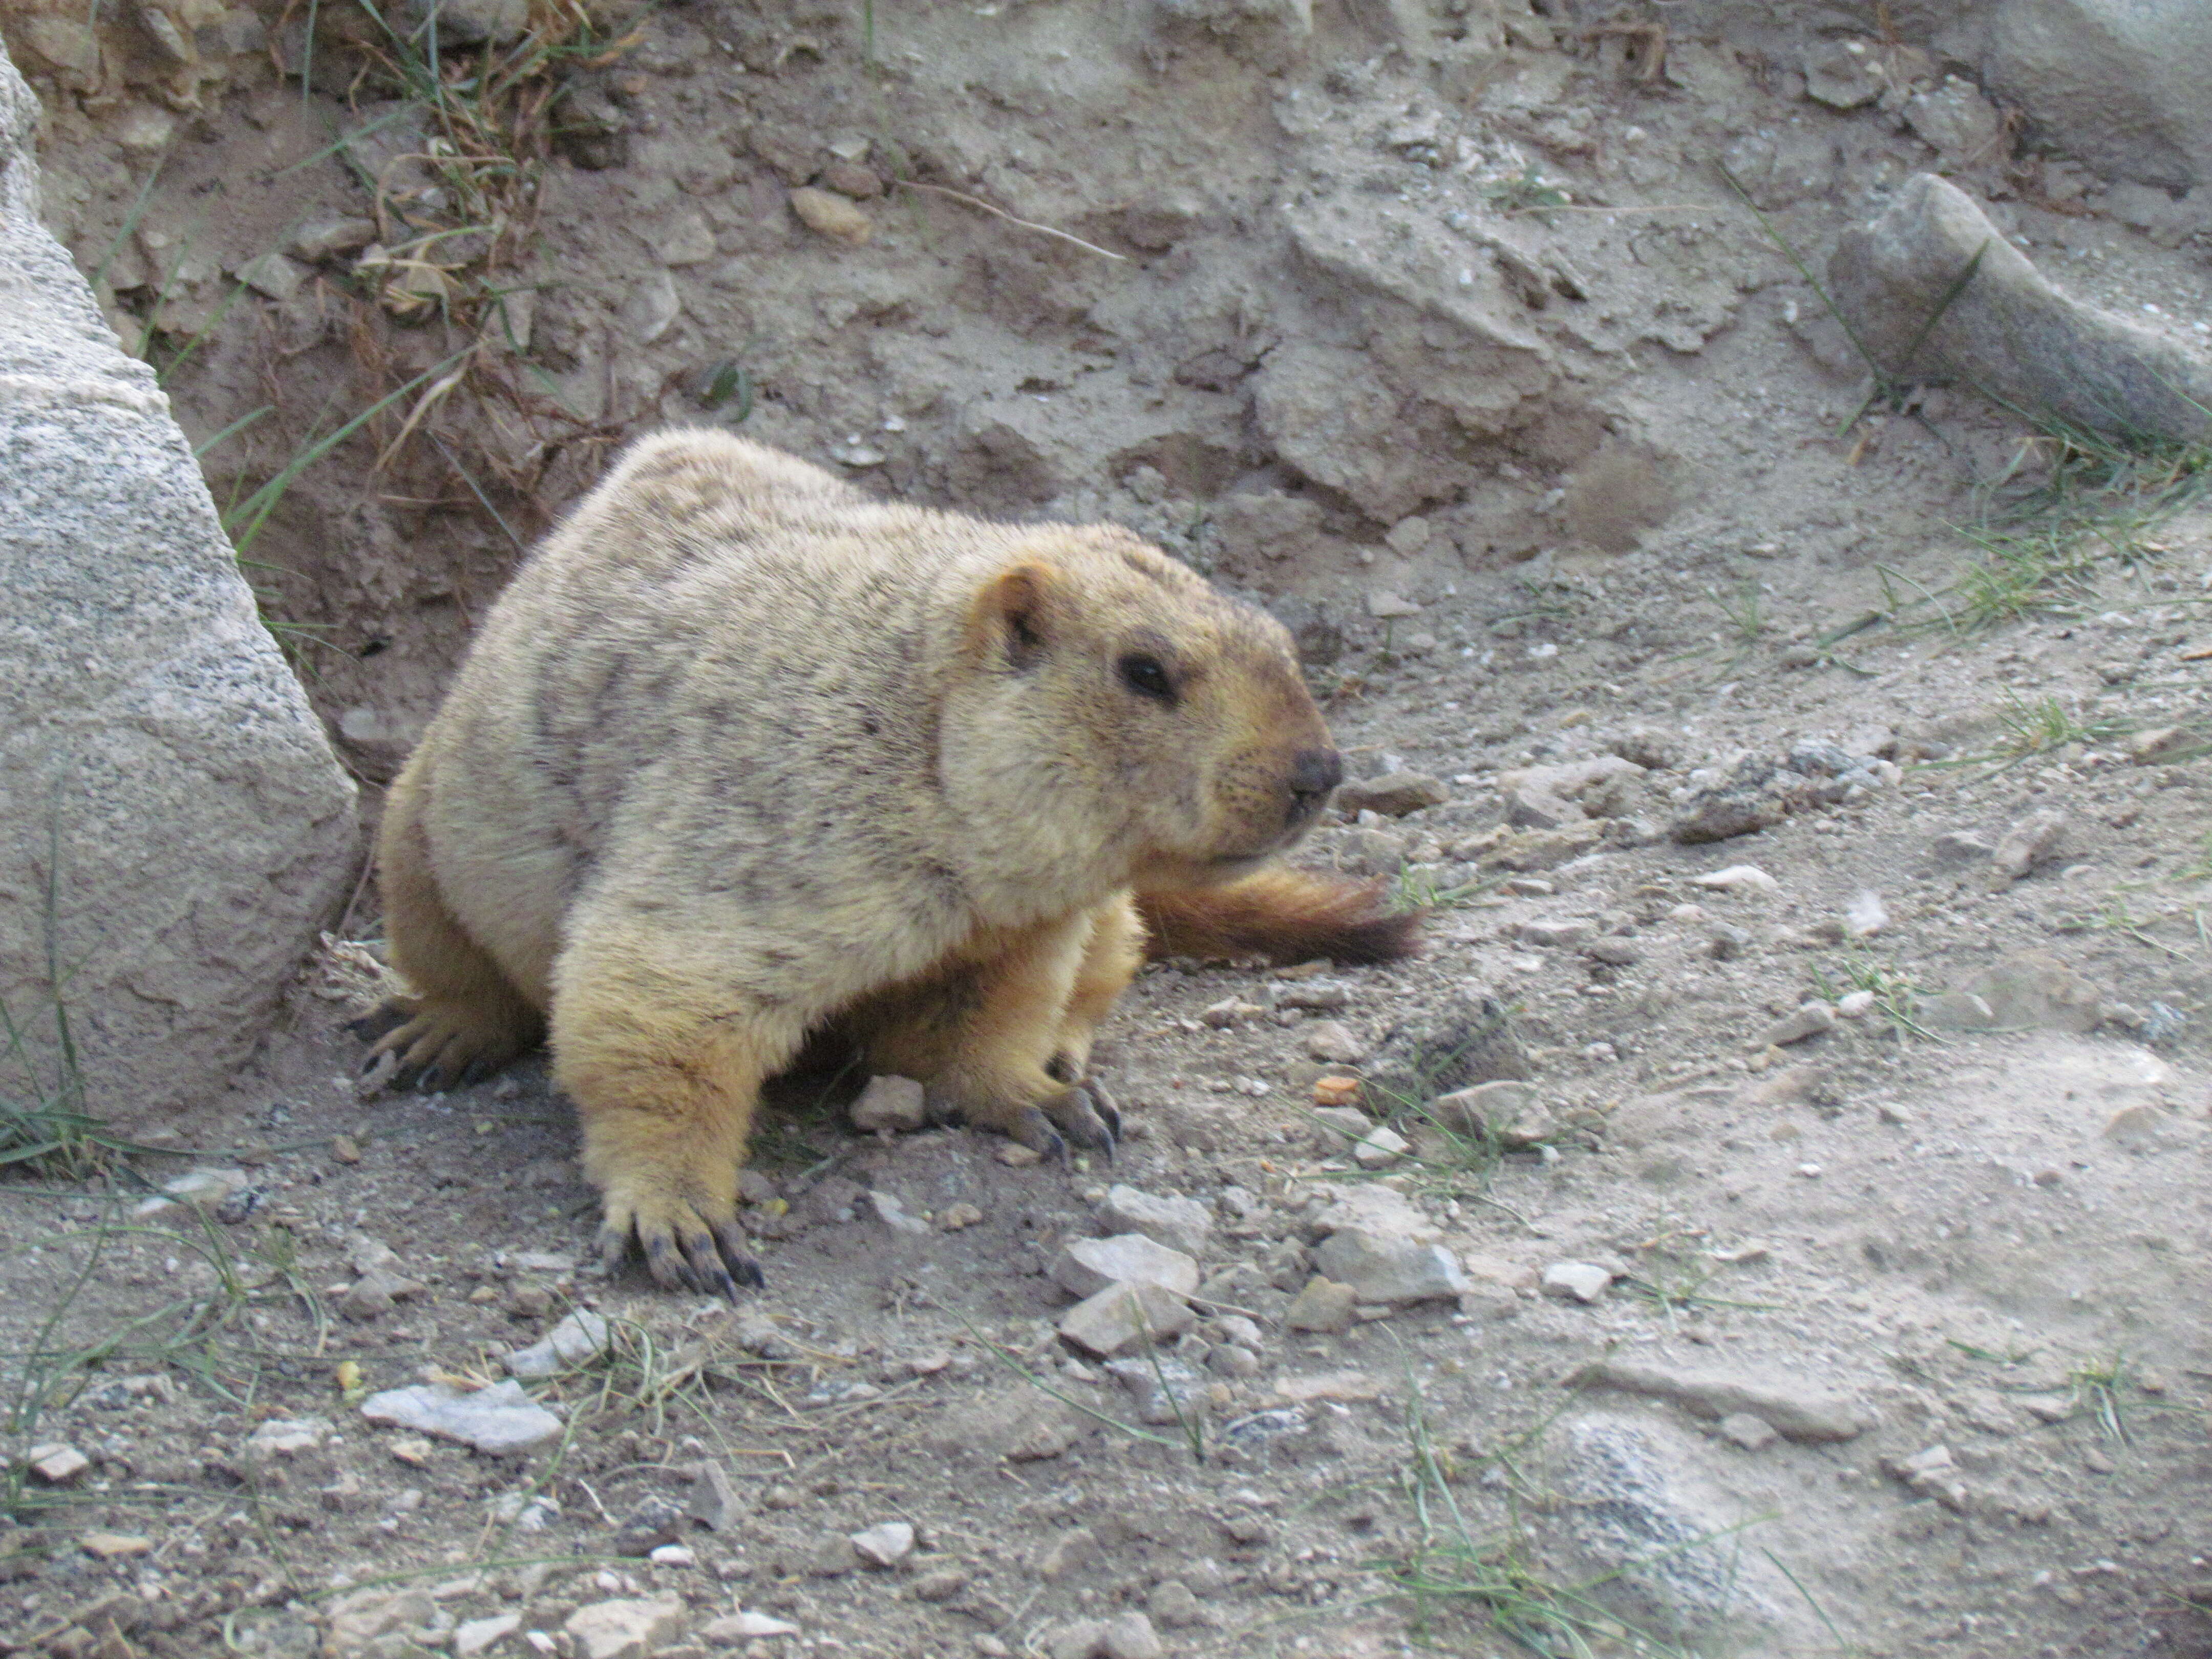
[352,768,545,1091]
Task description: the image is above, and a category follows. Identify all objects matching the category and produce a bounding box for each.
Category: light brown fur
[357,431,1414,1295]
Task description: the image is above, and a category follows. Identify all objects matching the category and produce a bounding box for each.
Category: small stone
[507,1310,613,1380]
[1584,938,1639,966]
[28,1444,90,1483]
[156,1166,252,1212]
[1365,590,1421,619]
[618,270,680,345]
[1428,1079,1536,1136]
[1148,1580,1205,1627]
[1309,1104,1376,1145]
[359,1379,562,1456]
[1930,831,1993,867]
[1283,1275,1356,1333]
[339,1265,427,1321]
[688,1462,742,1531]
[613,1493,689,1558]
[1920,990,1996,1031]
[790,186,873,245]
[850,1520,916,1567]
[1044,1620,1110,1659]
[647,1543,694,1566]
[243,1416,333,1469]
[2128,726,2198,765]
[1520,918,1593,948]
[1336,771,1448,817]
[236,251,310,302]
[1052,1234,1201,1299]
[1988,810,2067,887]
[910,1568,969,1602]
[78,1531,153,1558]
[998,1143,1045,1167]
[1689,864,1779,895]
[851,1074,927,1133]
[1102,1611,1165,1659]
[1759,1003,1837,1048]
[807,1534,859,1577]
[1201,996,1264,1028]
[1206,1343,1261,1378]
[453,1611,525,1656]
[1303,1020,1366,1064]
[1038,1526,1096,1579]
[700,1610,800,1641]
[330,1133,363,1163]
[1959,952,2104,1033]
[1278,981,1352,1011]
[1842,889,1887,938]
[1312,1075,1362,1107]
[867,1189,933,1236]
[291,215,378,262]
[1352,1124,1408,1168]
[1708,924,1751,961]
[1312,1230,1468,1303]
[1571,1357,1872,1441]
[1057,1282,1195,1357]
[1718,1413,1779,1451]
[819,159,885,199]
[939,1201,985,1230]
[564,1594,689,1659]
[1835,990,1877,1019]
[658,209,717,267]
[1095,1184,1211,1256]
[1540,1262,1613,1303]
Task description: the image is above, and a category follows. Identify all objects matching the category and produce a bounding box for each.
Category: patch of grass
[1480,168,1573,223]
[1387,865,1499,915]
[1812,954,1938,1043]
[1709,581,1768,646]
[2067,1353,2141,1448]
[1381,1357,1775,1654]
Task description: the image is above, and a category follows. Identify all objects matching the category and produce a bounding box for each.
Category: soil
[6,2,2212,1656]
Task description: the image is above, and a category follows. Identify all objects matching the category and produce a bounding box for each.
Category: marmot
[355,432,1416,1297]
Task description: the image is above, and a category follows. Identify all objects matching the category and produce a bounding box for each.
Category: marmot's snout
[1286,748,1344,828]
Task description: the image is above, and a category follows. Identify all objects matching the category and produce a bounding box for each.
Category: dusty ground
[5,1,2212,1655]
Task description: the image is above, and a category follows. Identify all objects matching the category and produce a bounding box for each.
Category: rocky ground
[5,1,2212,1656]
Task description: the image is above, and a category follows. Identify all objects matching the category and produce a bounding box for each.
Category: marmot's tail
[1136,869,1421,967]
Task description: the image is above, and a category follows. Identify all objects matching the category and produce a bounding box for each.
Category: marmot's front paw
[943,1078,1120,1162]
[598,1179,764,1302]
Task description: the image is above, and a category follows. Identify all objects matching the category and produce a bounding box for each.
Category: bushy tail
[1136,868,1421,967]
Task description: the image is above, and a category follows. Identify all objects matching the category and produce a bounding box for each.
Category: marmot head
[944,529,1343,890]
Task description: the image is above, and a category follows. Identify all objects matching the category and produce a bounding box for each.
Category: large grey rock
[1830,174,2212,445]
[1988,0,2212,191]
[0,48,356,1117]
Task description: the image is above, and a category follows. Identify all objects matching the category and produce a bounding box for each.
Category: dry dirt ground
[6,2,2212,1656]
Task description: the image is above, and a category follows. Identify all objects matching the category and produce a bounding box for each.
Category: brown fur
[1138,870,1419,967]
[357,431,1416,1297]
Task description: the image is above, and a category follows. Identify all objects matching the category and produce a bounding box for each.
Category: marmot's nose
[1287,748,1343,815]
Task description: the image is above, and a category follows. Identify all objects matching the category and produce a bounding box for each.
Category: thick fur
[359,431,1417,1297]
[1138,869,1419,966]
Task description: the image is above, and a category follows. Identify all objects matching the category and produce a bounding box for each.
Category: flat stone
[1303,1019,1367,1064]
[688,1462,742,1531]
[1921,990,1997,1030]
[1989,809,2069,886]
[1052,1234,1200,1300]
[1102,1611,1165,1659]
[1095,1184,1211,1257]
[28,1443,89,1483]
[2129,726,2199,764]
[1282,1275,1355,1333]
[866,1189,933,1236]
[1336,771,1448,817]
[1429,1079,1537,1136]
[1148,1580,1205,1628]
[700,1610,801,1641]
[1835,173,2212,443]
[850,1520,915,1567]
[850,1074,927,1133]
[564,1594,689,1659]
[1309,1181,1438,1242]
[1930,831,1994,866]
[1570,1357,1872,1441]
[1308,1104,1375,1145]
[78,1531,153,1558]
[1311,1230,1468,1303]
[243,1416,333,1467]
[359,1378,562,1456]
[1520,919,1593,948]
[1272,1370,1386,1403]
[454,1612,524,1657]
[1717,1413,1779,1452]
[236,251,309,302]
[507,1310,613,1380]
[1759,1003,1837,1048]
[1057,1282,1195,1357]
[1541,1262,1613,1303]
[933,1385,1094,1462]
[1351,1124,1408,1168]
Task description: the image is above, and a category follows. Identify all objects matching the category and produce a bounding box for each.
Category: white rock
[1352,1125,1408,1168]
[1689,865,1779,895]
[1540,1262,1613,1303]
[646,1544,694,1566]
[849,1520,916,1567]
[1094,1185,1211,1257]
[699,1610,801,1642]
[1311,1229,1468,1303]
[507,1310,613,1380]
[454,1611,524,1657]
[243,1416,333,1465]
[866,1189,933,1236]
[1056,1282,1196,1357]
[1103,1610,1166,1659]
[359,1379,562,1456]
[1302,1019,1367,1064]
[1835,989,1877,1019]
[850,1074,927,1133]
[564,1594,689,1659]
[1052,1235,1200,1300]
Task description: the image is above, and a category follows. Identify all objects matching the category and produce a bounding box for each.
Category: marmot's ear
[970,562,1059,669]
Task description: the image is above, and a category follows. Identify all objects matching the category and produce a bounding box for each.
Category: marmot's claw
[1081,1080,1122,1155]
[456,1057,499,1088]
[346,1002,414,1046]
[601,1198,764,1301]
[1010,1106,1070,1162]
[415,1065,447,1094]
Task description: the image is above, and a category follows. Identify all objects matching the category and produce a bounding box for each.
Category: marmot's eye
[1118,653,1176,703]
